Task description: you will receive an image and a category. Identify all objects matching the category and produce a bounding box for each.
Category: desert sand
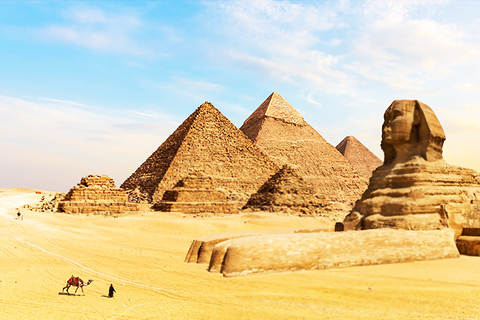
[1,188,480,320]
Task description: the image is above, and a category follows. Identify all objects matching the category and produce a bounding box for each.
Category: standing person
[108,284,116,298]
[17,210,22,220]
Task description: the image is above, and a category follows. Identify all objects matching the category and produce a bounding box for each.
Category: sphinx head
[381,100,446,165]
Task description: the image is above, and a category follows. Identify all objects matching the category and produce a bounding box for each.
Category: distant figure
[41,196,45,201]
[17,210,22,220]
[108,284,116,298]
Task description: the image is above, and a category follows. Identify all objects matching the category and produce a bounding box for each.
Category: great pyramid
[336,136,383,179]
[121,102,279,205]
[240,92,368,204]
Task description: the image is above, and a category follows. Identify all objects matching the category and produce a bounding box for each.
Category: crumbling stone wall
[59,175,138,215]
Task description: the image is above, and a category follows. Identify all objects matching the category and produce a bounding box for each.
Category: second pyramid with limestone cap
[240,92,368,206]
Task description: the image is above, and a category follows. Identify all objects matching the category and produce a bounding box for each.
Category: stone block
[206,229,459,277]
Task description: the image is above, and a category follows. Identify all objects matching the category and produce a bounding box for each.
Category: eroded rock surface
[344,100,480,233]
[58,175,138,215]
[207,229,459,277]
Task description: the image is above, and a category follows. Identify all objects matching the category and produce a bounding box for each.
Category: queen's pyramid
[336,136,383,179]
[121,102,279,204]
[240,92,368,204]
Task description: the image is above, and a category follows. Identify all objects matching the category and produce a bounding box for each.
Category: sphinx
[344,100,480,234]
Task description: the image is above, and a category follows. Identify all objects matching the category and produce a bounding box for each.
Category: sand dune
[1,188,480,319]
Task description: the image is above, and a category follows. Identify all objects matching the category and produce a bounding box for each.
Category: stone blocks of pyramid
[240,92,368,204]
[245,165,327,214]
[336,136,383,180]
[121,102,279,205]
[59,175,138,215]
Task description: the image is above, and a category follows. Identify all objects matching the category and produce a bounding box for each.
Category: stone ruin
[342,100,480,255]
[58,175,138,215]
[185,99,479,276]
[121,102,279,211]
[343,100,480,234]
[336,136,383,180]
[155,172,238,214]
[240,92,368,210]
[243,165,329,215]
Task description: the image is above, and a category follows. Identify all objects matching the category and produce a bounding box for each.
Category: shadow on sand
[58,292,84,296]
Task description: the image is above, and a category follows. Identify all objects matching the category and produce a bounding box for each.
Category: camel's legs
[62,284,70,293]
[74,286,79,295]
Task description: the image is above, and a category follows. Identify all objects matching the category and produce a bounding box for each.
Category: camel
[62,276,93,295]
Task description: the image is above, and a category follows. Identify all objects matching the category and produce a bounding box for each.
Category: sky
[1,0,480,192]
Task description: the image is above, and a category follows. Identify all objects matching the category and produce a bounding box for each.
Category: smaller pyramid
[59,175,138,215]
[244,165,327,215]
[336,136,383,179]
[155,172,238,214]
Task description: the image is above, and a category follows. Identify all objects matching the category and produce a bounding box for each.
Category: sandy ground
[1,188,480,319]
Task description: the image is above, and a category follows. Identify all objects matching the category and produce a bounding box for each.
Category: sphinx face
[382,101,416,145]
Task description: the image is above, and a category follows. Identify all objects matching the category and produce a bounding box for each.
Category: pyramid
[59,175,138,215]
[155,172,239,214]
[336,136,383,179]
[245,165,327,214]
[121,102,279,205]
[240,92,368,204]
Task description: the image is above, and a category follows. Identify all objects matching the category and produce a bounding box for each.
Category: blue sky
[1,0,480,192]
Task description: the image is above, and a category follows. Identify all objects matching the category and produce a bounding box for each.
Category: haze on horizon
[1,0,479,192]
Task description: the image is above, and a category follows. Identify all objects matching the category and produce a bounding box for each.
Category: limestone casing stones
[240,92,368,207]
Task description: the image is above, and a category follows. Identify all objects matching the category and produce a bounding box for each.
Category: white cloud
[0,95,178,191]
[39,97,87,107]
[36,5,166,57]
[205,1,356,94]
[453,83,479,93]
[348,1,480,94]
[153,77,224,103]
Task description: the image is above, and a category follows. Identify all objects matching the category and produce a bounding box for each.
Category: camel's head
[86,279,94,285]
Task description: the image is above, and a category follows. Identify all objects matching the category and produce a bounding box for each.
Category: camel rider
[109,284,116,298]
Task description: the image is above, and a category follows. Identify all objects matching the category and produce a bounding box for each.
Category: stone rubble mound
[58,175,138,215]
[32,193,65,212]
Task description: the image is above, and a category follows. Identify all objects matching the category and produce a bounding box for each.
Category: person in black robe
[108,284,116,298]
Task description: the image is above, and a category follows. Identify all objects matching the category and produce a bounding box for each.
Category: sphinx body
[344,100,480,233]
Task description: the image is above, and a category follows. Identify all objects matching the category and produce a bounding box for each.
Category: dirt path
[2,189,480,319]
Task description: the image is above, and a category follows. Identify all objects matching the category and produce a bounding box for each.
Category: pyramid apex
[242,92,305,129]
[199,101,215,108]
